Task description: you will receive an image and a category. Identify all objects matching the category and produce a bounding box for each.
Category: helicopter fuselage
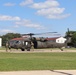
[6,37,67,51]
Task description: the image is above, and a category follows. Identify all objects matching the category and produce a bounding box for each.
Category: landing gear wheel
[21,48,25,51]
[27,48,30,51]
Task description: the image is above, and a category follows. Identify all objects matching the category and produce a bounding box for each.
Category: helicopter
[5,31,70,51]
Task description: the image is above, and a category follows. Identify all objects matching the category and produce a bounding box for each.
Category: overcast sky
[0,0,76,37]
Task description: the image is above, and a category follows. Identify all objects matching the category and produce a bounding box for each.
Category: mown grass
[0,52,76,71]
[0,47,6,50]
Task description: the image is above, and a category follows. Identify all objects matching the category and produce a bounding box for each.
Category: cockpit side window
[15,41,19,43]
[15,41,21,44]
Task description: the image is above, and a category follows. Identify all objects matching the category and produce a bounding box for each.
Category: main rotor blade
[33,32,57,35]
[21,33,34,36]
[34,34,61,36]
[21,32,58,37]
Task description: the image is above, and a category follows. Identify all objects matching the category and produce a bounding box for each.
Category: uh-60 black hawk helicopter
[6,31,71,51]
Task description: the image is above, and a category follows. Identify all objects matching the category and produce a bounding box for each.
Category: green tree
[65,30,76,47]
[71,32,76,47]
[1,33,21,46]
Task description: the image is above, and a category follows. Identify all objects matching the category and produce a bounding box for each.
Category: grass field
[0,47,6,50]
[0,52,76,71]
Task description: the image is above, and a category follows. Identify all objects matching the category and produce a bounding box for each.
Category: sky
[0,0,76,37]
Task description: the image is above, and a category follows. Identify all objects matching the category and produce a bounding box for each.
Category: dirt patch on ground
[0,48,76,53]
[0,70,76,75]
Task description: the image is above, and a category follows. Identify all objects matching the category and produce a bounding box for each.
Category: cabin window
[26,42,28,46]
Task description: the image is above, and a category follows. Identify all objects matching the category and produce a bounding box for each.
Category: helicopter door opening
[23,41,28,47]
[33,41,37,49]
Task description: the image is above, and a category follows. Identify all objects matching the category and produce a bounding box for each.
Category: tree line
[0,31,76,47]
